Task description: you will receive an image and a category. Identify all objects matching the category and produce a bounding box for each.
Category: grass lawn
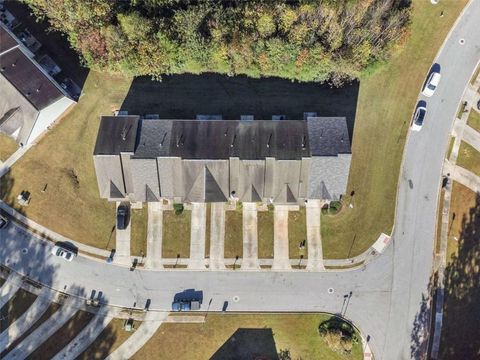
[162,209,191,258]
[0,288,37,332]
[456,141,480,177]
[321,0,468,259]
[130,206,148,257]
[26,310,94,360]
[257,208,274,259]
[224,207,243,258]
[132,313,362,360]
[435,189,445,254]
[289,208,307,259]
[440,181,479,359]
[0,71,131,250]
[1,302,61,358]
[446,181,477,263]
[0,133,18,162]
[467,109,480,133]
[78,318,141,360]
[0,303,60,359]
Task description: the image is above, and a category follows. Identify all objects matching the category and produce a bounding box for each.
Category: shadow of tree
[0,170,121,358]
[410,193,480,359]
[439,193,480,359]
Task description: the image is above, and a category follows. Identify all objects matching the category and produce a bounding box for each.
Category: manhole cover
[327,288,334,294]
[233,295,240,302]
[22,248,28,254]
[459,38,465,45]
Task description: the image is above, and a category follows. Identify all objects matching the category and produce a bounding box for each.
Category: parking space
[272,206,291,270]
[114,202,131,266]
[188,203,207,270]
[209,203,226,270]
[145,202,163,269]
[306,200,325,271]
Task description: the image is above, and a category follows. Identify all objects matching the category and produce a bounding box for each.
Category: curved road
[1,2,479,359]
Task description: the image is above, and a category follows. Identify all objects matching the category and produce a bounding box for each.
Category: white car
[51,244,76,261]
[411,106,427,132]
[422,72,441,97]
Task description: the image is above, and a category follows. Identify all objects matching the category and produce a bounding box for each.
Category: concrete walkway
[114,202,131,266]
[431,74,480,359]
[51,308,120,360]
[145,202,163,269]
[272,206,291,270]
[209,202,226,270]
[241,202,260,270]
[0,278,20,309]
[4,298,81,360]
[105,312,169,360]
[188,203,206,270]
[449,164,480,193]
[462,124,480,152]
[305,200,325,271]
[0,290,53,350]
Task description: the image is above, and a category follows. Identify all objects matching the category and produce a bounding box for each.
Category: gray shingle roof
[307,117,351,156]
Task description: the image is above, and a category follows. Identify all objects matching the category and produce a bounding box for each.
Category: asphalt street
[1,1,480,359]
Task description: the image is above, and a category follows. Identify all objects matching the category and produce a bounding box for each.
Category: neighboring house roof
[0,47,64,110]
[307,116,351,156]
[0,23,73,145]
[0,25,18,53]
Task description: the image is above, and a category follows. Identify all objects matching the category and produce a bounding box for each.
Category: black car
[116,204,129,230]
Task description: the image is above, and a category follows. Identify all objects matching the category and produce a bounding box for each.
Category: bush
[319,317,359,355]
[173,203,184,215]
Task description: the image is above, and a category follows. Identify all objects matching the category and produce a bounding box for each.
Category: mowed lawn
[0,133,18,162]
[132,313,362,360]
[467,109,480,133]
[0,71,132,250]
[456,141,480,177]
[321,0,468,259]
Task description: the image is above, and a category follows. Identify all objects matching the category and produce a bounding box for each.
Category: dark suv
[116,204,129,230]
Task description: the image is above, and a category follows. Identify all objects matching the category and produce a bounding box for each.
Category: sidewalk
[105,312,168,360]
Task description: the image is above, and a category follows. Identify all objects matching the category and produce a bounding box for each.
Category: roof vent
[36,87,41,93]
[176,134,185,147]
[0,67,5,72]
[160,132,167,147]
[26,92,31,96]
[267,133,272,148]
[302,135,307,149]
[230,134,236,148]
[121,124,131,141]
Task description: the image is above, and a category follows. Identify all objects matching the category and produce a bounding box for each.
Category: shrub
[319,317,359,355]
[173,203,184,215]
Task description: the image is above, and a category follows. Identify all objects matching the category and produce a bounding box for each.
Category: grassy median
[321,0,468,259]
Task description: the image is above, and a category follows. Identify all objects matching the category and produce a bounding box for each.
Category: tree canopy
[23,0,411,85]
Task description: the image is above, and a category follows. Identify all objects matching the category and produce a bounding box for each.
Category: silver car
[51,244,76,262]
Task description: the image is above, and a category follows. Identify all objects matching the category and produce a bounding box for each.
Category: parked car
[422,72,441,97]
[0,214,9,229]
[411,105,427,132]
[116,204,129,230]
[51,244,76,262]
[171,299,201,312]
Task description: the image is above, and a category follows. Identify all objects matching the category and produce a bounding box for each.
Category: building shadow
[410,192,480,359]
[210,328,279,360]
[4,1,89,93]
[120,73,359,141]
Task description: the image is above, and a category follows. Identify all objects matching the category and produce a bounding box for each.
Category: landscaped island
[23,0,410,85]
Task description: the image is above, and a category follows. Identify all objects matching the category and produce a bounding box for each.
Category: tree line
[23,0,411,85]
